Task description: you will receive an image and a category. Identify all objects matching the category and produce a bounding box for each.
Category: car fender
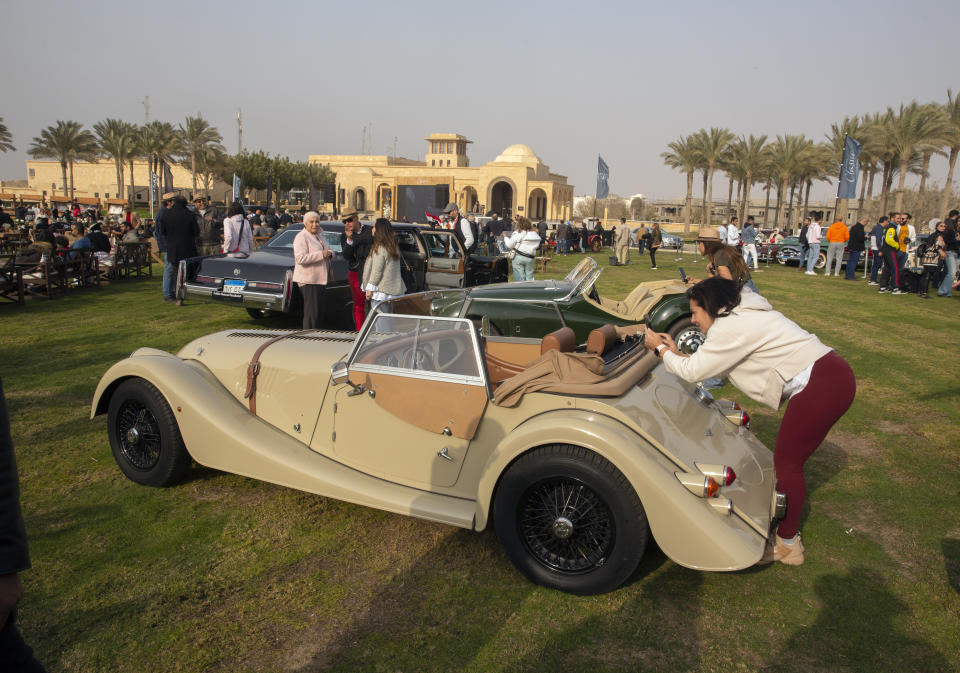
[647,295,690,333]
[474,409,763,571]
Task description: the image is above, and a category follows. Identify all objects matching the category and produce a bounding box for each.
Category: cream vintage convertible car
[91,301,783,595]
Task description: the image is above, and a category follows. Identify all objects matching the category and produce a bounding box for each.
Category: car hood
[179,328,356,408]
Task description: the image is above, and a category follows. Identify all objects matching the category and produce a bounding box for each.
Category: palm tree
[179,115,225,197]
[0,118,14,153]
[28,120,98,197]
[660,136,700,231]
[768,134,813,231]
[196,144,232,197]
[139,121,183,202]
[938,90,960,218]
[914,103,949,205]
[885,101,951,212]
[94,119,138,202]
[730,134,769,223]
[694,127,735,228]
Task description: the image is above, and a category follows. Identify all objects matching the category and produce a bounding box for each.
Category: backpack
[799,225,809,246]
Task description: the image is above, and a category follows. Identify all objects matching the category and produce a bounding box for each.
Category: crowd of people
[714,209,960,299]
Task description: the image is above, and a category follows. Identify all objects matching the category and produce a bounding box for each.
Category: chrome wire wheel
[518,477,615,573]
[115,399,162,471]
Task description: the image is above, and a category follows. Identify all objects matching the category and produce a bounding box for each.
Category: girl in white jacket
[644,277,856,567]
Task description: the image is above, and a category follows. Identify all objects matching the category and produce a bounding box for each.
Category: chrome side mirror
[331,360,350,385]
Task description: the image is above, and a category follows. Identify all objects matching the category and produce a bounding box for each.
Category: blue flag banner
[150,171,158,200]
[837,135,861,199]
[232,174,241,202]
[596,155,610,199]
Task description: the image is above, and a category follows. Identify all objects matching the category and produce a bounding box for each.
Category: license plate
[223,279,246,295]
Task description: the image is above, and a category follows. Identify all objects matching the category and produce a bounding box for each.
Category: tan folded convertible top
[492,347,658,407]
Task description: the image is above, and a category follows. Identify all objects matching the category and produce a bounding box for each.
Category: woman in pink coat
[292,211,333,328]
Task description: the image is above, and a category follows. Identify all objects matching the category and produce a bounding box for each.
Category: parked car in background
[776,236,870,270]
[93,298,782,594]
[176,222,508,322]
[392,257,705,353]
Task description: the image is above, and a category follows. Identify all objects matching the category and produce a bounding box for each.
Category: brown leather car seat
[586,324,619,356]
[540,326,576,355]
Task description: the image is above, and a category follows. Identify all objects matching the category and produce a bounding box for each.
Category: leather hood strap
[243,329,316,415]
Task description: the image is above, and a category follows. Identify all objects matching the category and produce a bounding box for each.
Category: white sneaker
[868,281,879,286]
[650,266,658,270]
[805,271,816,275]
[891,289,906,295]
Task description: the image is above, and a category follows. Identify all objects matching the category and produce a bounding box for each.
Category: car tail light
[739,410,751,429]
[195,275,217,284]
[676,472,721,498]
[249,281,281,290]
[695,463,736,487]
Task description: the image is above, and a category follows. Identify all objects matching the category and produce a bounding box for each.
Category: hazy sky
[2,0,958,202]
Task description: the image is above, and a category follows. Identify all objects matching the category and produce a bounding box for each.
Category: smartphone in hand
[678,267,687,283]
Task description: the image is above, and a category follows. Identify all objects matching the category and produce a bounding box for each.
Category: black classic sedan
[175,222,508,321]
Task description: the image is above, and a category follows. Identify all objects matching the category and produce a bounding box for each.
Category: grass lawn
[2,250,959,672]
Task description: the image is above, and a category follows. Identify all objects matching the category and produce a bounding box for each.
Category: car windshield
[265,228,342,253]
[562,257,603,300]
[377,289,468,318]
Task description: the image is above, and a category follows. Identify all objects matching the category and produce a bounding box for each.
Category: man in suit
[161,196,199,305]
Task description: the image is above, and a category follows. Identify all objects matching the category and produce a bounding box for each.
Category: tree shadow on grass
[294,527,534,673]
[759,567,951,673]
[943,538,960,595]
[509,564,704,672]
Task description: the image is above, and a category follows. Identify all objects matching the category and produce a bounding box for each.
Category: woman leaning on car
[644,277,856,567]
[292,210,334,329]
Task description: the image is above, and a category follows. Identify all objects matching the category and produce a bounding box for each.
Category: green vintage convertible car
[383,258,704,353]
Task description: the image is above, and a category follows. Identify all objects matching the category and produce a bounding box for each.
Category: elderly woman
[503,216,541,281]
[293,211,334,329]
[644,277,855,566]
[222,202,254,256]
[361,218,405,312]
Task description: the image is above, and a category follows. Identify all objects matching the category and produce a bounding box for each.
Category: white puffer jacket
[662,290,832,409]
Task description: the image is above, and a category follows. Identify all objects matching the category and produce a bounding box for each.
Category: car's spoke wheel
[816,252,827,269]
[115,400,162,471]
[519,477,614,573]
[494,445,648,595]
[107,378,191,487]
[668,317,704,355]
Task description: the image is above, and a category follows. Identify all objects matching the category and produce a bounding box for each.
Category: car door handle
[437,447,455,462]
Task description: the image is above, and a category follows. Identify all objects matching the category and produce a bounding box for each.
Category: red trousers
[348,270,366,331]
[775,351,856,538]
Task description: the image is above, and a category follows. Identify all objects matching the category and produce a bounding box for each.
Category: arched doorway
[528,188,547,220]
[376,183,392,218]
[353,188,366,212]
[460,186,478,213]
[490,181,513,220]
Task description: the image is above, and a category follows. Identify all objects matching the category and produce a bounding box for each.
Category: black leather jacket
[0,379,30,576]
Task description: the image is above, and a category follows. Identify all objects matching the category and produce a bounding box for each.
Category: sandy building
[310,133,574,222]
[15,159,230,205]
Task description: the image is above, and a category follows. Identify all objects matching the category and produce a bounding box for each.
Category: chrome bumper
[182,283,287,311]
